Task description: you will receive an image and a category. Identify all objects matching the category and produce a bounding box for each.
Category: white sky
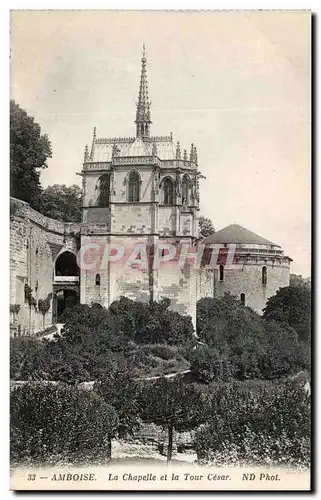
[10,10,311,276]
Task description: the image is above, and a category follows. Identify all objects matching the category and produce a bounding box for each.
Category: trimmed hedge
[11,383,118,464]
[194,381,310,468]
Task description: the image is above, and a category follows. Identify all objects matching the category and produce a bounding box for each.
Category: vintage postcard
[9,10,311,491]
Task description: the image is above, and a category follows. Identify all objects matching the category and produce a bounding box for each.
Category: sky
[10,10,311,276]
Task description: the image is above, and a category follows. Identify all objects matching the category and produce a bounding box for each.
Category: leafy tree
[40,184,82,222]
[10,100,52,209]
[193,294,308,381]
[10,304,125,383]
[139,377,206,463]
[10,300,194,383]
[108,297,195,345]
[263,284,311,343]
[290,273,311,289]
[259,321,310,378]
[198,215,215,239]
[96,372,142,459]
[189,345,235,383]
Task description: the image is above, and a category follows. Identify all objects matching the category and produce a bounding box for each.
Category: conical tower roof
[203,224,277,246]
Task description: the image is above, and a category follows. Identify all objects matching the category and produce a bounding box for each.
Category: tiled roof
[203,224,277,246]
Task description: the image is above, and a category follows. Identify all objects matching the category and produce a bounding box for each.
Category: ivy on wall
[24,284,37,309]
[38,293,53,316]
[10,304,20,315]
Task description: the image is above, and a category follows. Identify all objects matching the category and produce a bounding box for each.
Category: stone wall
[80,233,198,328]
[10,198,80,336]
[199,253,290,314]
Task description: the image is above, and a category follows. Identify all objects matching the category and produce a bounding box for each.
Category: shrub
[193,295,309,381]
[189,345,235,382]
[109,297,194,345]
[194,382,310,468]
[10,383,118,464]
[10,338,44,380]
[149,344,177,360]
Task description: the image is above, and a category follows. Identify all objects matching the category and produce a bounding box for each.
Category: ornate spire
[194,146,198,165]
[152,141,157,156]
[183,149,188,162]
[84,144,89,162]
[90,127,96,160]
[190,143,195,162]
[189,143,198,164]
[176,141,181,160]
[135,44,152,139]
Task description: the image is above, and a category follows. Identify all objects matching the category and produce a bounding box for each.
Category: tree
[263,284,311,343]
[198,216,215,239]
[139,377,206,464]
[10,300,194,383]
[189,345,235,383]
[96,372,142,459]
[10,100,52,209]
[108,297,195,345]
[290,273,311,289]
[192,294,308,381]
[40,184,82,222]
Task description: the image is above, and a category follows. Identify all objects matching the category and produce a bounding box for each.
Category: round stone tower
[200,224,292,314]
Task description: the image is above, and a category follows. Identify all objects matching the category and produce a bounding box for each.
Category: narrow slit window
[219,264,224,282]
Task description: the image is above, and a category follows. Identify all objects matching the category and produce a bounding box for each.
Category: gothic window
[95,274,101,286]
[240,293,245,305]
[97,174,110,207]
[182,175,190,205]
[219,264,224,282]
[163,177,174,205]
[262,266,267,287]
[128,170,140,202]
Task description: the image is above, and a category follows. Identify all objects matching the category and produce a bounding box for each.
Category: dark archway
[55,251,79,277]
[53,289,79,323]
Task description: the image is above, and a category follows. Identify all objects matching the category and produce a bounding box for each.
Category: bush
[194,382,310,468]
[10,338,44,380]
[149,344,177,360]
[193,295,309,381]
[109,297,194,345]
[10,383,118,464]
[189,345,235,382]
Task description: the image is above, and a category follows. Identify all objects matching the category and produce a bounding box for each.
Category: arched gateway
[52,250,80,323]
